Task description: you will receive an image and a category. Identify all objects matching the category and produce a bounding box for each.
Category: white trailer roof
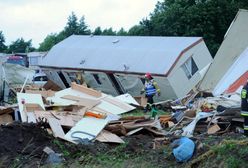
[40,35,203,76]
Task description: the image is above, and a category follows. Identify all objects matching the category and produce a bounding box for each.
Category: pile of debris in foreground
[0,82,245,165]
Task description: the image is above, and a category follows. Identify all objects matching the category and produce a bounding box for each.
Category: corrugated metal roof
[40,35,202,75]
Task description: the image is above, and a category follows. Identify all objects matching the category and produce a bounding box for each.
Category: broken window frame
[92,74,102,85]
[181,57,198,79]
[67,72,81,84]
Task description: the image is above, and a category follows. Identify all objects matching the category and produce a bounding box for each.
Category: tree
[39,12,91,51]
[93,27,102,35]
[128,25,146,36]
[117,28,128,36]
[63,13,90,37]
[39,33,61,51]
[102,28,116,35]
[63,12,79,37]
[7,38,35,53]
[78,16,91,35]
[0,31,7,52]
[129,0,248,55]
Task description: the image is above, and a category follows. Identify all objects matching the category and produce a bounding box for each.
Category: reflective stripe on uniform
[145,82,156,96]
[241,111,248,116]
[244,126,248,130]
[241,89,247,99]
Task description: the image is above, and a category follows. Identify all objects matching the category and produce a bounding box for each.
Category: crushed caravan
[39,35,213,101]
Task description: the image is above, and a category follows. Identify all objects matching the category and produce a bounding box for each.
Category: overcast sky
[0,0,159,47]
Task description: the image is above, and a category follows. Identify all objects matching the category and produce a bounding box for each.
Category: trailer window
[182,57,198,79]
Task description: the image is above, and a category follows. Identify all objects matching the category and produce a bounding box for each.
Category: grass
[189,139,248,168]
[52,139,70,157]
[49,137,166,168]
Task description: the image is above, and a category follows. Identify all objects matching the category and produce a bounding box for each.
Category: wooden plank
[96,130,124,143]
[134,96,147,107]
[64,117,109,143]
[71,82,101,97]
[0,114,13,124]
[126,127,144,136]
[0,107,14,115]
[207,124,221,135]
[43,80,62,91]
[26,90,56,98]
[48,118,65,138]
[168,121,175,128]
[24,103,44,112]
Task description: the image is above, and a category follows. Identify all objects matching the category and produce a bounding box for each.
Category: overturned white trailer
[199,9,248,96]
[40,35,212,101]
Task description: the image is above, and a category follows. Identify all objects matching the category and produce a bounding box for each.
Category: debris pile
[0,81,245,165]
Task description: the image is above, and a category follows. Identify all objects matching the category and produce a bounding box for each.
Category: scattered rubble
[0,79,245,167]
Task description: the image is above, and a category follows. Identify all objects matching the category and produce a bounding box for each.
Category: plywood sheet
[64,117,108,143]
[207,124,221,134]
[17,93,45,122]
[48,118,65,138]
[0,114,13,124]
[47,88,99,106]
[34,111,76,127]
[71,82,102,97]
[96,130,124,143]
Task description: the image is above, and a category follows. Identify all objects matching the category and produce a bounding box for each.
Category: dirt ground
[0,122,60,167]
[0,122,246,168]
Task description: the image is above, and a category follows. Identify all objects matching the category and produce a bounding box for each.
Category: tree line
[1,0,248,55]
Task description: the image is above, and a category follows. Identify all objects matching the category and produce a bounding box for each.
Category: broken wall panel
[64,117,109,143]
[17,93,45,122]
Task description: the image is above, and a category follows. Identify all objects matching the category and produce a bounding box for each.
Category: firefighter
[141,72,161,111]
[241,79,248,136]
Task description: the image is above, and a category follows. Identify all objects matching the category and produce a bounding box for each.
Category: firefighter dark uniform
[241,82,248,136]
